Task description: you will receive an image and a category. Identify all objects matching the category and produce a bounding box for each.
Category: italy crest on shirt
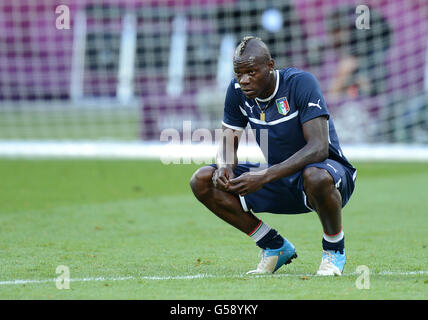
[276,97,290,116]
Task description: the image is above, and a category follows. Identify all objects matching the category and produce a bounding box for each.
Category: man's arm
[228,116,329,196]
[263,116,329,183]
[213,125,243,191]
[216,125,242,168]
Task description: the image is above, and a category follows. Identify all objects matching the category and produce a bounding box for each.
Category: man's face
[233,55,273,99]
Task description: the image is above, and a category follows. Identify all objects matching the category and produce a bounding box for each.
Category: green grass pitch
[0,159,427,299]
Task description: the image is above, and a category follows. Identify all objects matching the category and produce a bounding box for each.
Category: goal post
[0,0,427,160]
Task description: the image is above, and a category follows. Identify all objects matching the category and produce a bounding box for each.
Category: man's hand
[227,171,267,196]
[212,167,235,192]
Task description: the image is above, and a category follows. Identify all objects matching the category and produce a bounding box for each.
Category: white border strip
[0,141,427,161]
[248,110,299,126]
[239,194,249,212]
[0,270,427,286]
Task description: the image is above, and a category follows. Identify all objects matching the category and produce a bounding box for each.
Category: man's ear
[268,58,275,72]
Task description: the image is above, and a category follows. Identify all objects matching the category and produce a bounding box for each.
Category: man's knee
[302,166,334,196]
[190,166,215,199]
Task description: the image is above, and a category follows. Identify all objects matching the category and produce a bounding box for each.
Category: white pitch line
[0,271,427,286]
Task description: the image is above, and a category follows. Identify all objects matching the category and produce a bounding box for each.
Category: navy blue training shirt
[222,67,354,169]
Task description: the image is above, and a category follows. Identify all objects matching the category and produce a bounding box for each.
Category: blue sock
[322,236,345,254]
[256,229,284,250]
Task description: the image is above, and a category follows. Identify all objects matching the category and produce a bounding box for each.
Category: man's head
[233,36,276,99]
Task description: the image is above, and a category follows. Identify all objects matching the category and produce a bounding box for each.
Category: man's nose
[239,74,250,85]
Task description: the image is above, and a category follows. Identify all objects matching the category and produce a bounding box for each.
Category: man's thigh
[213,160,356,215]
[304,159,357,209]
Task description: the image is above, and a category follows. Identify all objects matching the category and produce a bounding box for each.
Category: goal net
[0,0,427,159]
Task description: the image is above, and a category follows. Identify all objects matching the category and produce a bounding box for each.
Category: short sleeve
[294,72,330,124]
[222,80,248,130]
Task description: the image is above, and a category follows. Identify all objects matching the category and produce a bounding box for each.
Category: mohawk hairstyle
[237,36,262,56]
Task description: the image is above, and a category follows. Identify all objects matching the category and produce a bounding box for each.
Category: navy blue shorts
[210,160,356,214]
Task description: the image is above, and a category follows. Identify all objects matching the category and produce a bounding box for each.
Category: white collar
[255,70,279,102]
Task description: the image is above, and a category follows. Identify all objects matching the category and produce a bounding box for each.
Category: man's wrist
[261,167,277,185]
[217,163,236,174]
[216,155,236,169]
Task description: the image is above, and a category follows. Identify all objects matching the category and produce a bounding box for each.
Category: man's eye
[249,70,256,75]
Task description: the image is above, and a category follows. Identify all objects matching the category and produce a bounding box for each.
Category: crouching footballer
[190,36,357,276]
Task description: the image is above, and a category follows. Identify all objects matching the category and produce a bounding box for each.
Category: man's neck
[256,70,278,102]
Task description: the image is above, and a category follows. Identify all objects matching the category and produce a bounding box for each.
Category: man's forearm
[262,116,330,184]
[216,128,240,169]
[262,141,328,184]
[216,141,238,170]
